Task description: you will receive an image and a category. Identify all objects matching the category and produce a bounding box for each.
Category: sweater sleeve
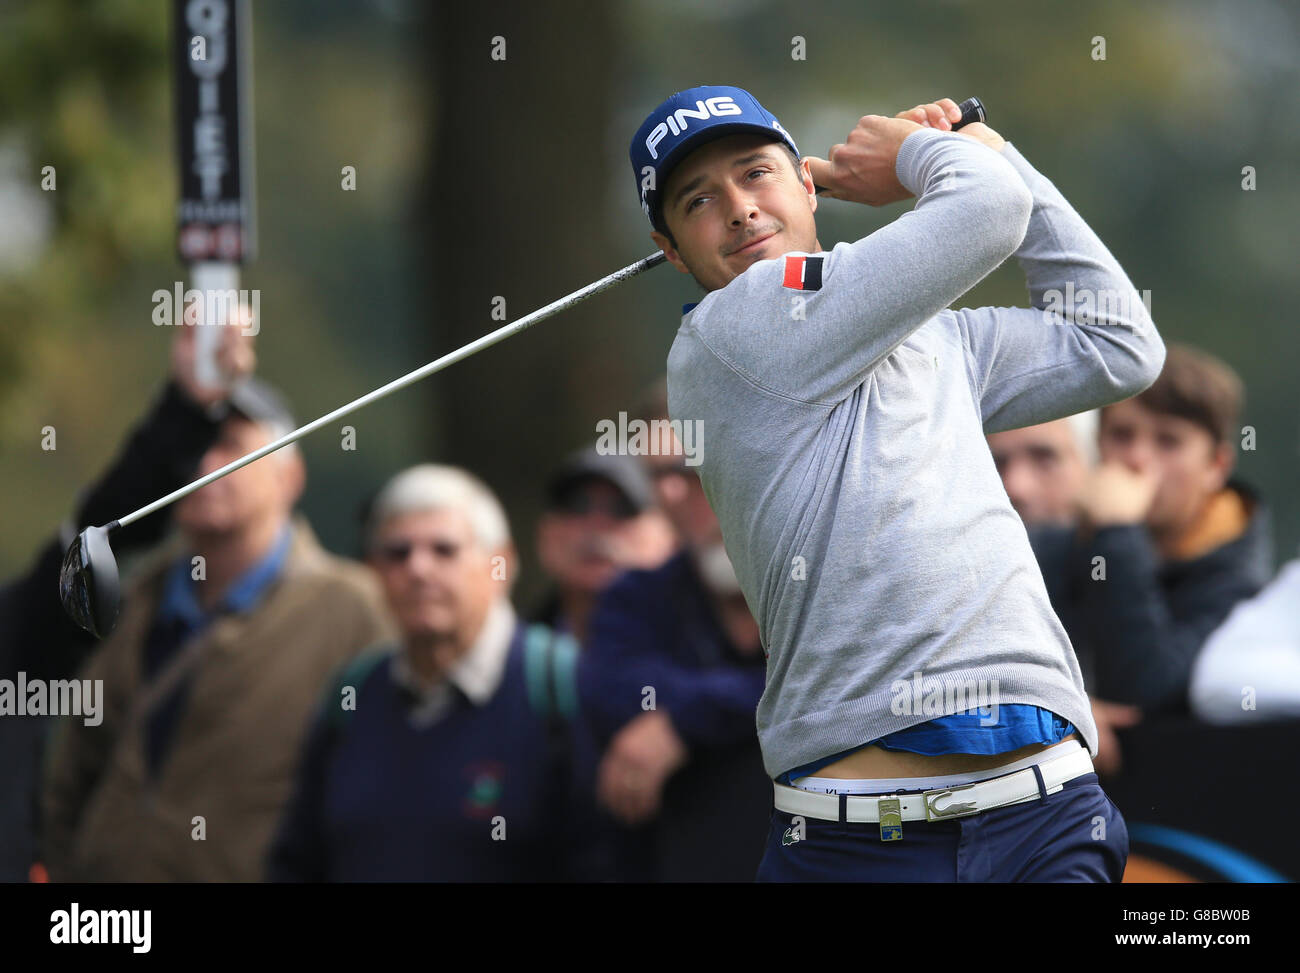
[688,128,1033,407]
[950,143,1165,433]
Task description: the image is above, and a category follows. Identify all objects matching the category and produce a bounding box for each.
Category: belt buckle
[878,797,903,842]
[923,782,981,821]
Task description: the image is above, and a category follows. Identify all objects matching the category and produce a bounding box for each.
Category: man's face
[536,479,665,595]
[1099,399,1232,533]
[175,416,302,536]
[987,420,1090,526]
[651,133,820,293]
[369,508,507,647]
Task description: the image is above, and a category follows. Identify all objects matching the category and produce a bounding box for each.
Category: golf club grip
[813,96,985,197]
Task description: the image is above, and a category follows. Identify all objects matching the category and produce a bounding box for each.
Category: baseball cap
[546,446,654,518]
[630,85,799,235]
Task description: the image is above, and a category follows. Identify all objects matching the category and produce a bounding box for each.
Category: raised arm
[950,142,1166,432]
[692,118,1033,406]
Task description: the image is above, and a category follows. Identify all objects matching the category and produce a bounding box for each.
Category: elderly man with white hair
[268,464,608,882]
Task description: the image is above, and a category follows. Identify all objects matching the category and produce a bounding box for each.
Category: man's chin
[401,613,456,640]
[175,516,237,540]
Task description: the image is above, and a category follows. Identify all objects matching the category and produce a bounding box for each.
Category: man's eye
[687,196,704,211]
[748,168,767,179]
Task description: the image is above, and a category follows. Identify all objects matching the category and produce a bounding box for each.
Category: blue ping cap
[630,85,799,236]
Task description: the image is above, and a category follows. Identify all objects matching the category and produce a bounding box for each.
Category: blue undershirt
[776,705,1076,784]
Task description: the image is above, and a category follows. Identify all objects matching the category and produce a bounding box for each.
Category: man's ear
[799,158,819,214]
[650,229,691,275]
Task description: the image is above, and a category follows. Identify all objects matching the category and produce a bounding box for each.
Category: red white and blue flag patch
[782,254,823,291]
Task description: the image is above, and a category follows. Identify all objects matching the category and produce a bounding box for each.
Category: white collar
[392,599,516,708]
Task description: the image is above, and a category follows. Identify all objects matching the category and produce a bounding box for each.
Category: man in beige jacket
[42,379,393,881]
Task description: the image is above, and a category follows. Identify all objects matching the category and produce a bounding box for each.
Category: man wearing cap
[532,446,676,644]
[578,382,770,881]
[42,377,394,882]
[629,86,1165,880]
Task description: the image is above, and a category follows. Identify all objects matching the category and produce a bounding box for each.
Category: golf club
[59,250,668,637]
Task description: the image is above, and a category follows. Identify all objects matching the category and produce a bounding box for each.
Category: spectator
[987,412,1097,526]
[268,465,606,881]
[0,319,249,882]
[532,446,676,642]
[988,412,1140,776]
[578,381,768,881]
[41,377,393,881]
[1191,555,1300,723]
[1032,344,1272,714]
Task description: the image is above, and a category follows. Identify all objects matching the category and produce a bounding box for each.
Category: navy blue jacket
[1029,481,1274,713]
[267,622,607,882]
[578,551,769,881]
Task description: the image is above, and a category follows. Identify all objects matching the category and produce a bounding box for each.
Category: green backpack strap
[326,647,392,736]
[523,623,579,723]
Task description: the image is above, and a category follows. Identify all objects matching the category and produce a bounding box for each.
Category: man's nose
[404,545,441,579]
[1117,437,1155,472]
[723,184,760,225]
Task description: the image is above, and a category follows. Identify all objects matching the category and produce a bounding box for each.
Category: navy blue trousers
[756,772,1128,882]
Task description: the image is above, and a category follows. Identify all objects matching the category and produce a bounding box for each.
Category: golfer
[629,86,1165,881]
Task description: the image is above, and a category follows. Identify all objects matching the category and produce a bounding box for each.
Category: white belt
[773,744,1095,824]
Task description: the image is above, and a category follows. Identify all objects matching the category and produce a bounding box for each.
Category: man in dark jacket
[1030,344,1272,714]
[578,383,768,881]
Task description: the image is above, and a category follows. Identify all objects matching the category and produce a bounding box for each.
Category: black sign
[1106,717,1299,882]
[173,0,256,263]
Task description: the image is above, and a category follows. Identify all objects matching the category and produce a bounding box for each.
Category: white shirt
[1190,558,1300,723]
[389,599,517,728]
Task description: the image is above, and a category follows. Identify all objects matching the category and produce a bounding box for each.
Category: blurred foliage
[1,0,1296,604]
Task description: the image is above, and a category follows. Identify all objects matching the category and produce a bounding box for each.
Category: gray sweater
[666,128,1166,779]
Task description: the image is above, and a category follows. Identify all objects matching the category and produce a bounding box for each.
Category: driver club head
[58,522,121,638]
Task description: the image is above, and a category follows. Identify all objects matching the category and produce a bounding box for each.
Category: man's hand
[595,710,689,826]
[171,304,257,407]
[895,99,1007,154]
[1091,698,1142,776]
[1077,462,1161,528]
[804,114,924,206]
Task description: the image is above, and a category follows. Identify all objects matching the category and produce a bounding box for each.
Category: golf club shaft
[115,250,668,530]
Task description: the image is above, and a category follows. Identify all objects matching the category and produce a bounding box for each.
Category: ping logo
[645,97,744,159]
[782,254,823,291]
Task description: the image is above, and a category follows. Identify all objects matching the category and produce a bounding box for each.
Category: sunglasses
[374,538,461,565]
[550,492,638,520]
